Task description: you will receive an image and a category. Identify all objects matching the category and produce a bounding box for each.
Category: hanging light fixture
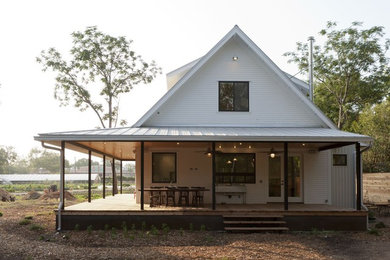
[269,148,276,159]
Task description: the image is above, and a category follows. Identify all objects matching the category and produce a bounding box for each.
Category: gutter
[41,141,63,231]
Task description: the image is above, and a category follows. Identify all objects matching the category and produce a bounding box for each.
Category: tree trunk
[108,95,112,128]
[337,104,343,129]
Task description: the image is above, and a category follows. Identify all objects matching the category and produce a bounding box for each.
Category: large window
[215,153,255,183]
[219,81,249,111]
[152,153,176,183]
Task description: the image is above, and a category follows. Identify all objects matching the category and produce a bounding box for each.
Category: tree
[285,22,390,130]
[0,146,17,174]
[72,158,99,169]
[354,100,390,172]
[28,148,70,173]
[37,26,161,128]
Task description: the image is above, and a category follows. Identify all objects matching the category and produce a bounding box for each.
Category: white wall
[304,151,331,204]
[331,145,356,209]
[143,37,326,128]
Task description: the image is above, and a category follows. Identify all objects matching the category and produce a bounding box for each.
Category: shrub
[141,221,146,231]
[87,225,93,234]
[74,224,80,231]
[30,224,44,231]
[375,222,386,229]
[150,225,159,236]
[161,223,170,234]
[189,223,194,232]
[0,212,3,217]
[368,228,380,236]
[200,224,206,231]
[24,216,33,220]
[179,228,184,236]
[111,227,117,239]
[104,224,110,231]
[19,219,31,225]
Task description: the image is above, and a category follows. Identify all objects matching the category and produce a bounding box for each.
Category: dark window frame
[215,153,256,184]
[218,81,249,112]
[152,152,177,183]
[333,154,347,166]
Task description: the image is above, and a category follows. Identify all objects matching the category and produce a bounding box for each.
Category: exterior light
[177,142,180,145]
[233,145,237,149]
[239,143,242,145]
[248,145,252,149]
[207,152,212,157]
[302,143,306,146]
[232,56,238,61]
[269,148,276,158]
[218,145,222,149]
[227,160,232,164]
[233,157,237,161]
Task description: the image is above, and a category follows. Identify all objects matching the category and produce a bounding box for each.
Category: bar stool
[150,186,162,207]
[191,187,205,207]
[165,186,176,206]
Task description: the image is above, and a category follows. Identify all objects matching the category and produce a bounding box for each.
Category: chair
[191,187,205,207]
[149,186,162,207]
[177,187,190,207]
[165,186,176,206]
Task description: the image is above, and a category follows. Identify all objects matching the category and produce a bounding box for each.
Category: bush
[104,224,110,231]
[161,223,170,234]
[24,215,33,220]
[19,219,31,225]
[150,225,159,236]
[200,224,206,231]
[30,224,44,231]
[74,224,80,231]
[368,228,380,236]
[0,212,3,217]
[189,223,194,232]
[87,225,93,234]
[375,222,386,229]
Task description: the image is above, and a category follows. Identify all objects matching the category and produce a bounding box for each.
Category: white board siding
[331,145,355,209]
[143,37,326,128]
[304,151,330,204]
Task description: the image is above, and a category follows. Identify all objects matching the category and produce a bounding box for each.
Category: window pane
[219,83,234,111]
[152,153,176,183]
[234,82,249,111]
[215,153,255,184]
[288,156,301,197]
[269,156,281,197]
[333,154,347,166]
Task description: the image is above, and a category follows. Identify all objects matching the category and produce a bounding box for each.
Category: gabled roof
[134,25,336,129]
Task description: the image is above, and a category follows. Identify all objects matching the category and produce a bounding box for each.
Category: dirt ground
[0,198,390,259]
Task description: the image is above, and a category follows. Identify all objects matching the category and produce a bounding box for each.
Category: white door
[267,154,303,203]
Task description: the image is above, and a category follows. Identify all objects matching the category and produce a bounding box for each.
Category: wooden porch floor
[64,194,359,214]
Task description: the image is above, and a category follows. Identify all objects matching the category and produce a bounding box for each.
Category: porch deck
[64,194,359,214]
[59,194,367,231]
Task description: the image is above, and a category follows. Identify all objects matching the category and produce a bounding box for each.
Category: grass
[19,219,31,225]
[30,224,44,231]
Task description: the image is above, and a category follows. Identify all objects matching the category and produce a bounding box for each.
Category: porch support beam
[120,160,123,194]
[88,150,92,203]
[60,141,65,209]
[212,141,216,210]
[103,155,106,199]
[140,141,145,210]
[356,142,362,210]
[318,142,354,152]
[284,142,288,211]
[67,141,120,161]
[112,158,116,196]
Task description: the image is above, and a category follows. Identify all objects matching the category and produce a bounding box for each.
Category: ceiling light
[248,145,252,149]
[177,142,180,145]
[232,56,238,61]
[269,148,276,158]
[218,145,222,149]
[233,145,236,149]
[207,152,212,158]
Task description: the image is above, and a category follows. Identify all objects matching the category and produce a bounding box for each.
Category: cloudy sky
[1,0,390,157]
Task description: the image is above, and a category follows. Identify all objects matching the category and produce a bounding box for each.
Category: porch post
[120,160,123,194]
[103,155,106,199]
[60,141,65,209]
[356,142,362,210]
[212,142,216,210]
[284,142,288,210]
[112,158,115,196]
[140,141,145,210]
[88,150,92,203]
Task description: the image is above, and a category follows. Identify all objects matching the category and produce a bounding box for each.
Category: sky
[1,0,390,158]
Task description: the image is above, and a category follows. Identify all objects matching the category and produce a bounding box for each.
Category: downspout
[41,141,64,231]
[360,141,372,212]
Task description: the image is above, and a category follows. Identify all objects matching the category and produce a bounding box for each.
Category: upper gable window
[219,81,249,111]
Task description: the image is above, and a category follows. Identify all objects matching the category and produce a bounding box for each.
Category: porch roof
[35,126,371,143]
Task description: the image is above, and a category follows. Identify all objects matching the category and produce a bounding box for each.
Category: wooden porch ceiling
[42,140,354,161]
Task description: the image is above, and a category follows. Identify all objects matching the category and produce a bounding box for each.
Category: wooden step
[224,227,289,231]
[223,220,286,225]
[223,214,283,218]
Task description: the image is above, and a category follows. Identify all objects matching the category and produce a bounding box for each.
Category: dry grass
[363,172,390,204]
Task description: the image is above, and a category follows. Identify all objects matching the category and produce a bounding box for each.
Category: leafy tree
[72,158,99,169]
[28,148,70,173]
[285,22,390,129]
[0,146,17,174]
[37,26,161,128]
[354,100,390,172]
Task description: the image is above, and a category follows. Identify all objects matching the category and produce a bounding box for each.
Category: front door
[267,154,302,203]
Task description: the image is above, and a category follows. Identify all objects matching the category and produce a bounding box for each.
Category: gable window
[219,81,249,111]
[333,154,347,166]
[152,153,176,183]
[215,153,255,183]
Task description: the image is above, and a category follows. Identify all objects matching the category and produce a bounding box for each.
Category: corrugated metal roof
[0,174,99,182]
[35,127,371,143]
